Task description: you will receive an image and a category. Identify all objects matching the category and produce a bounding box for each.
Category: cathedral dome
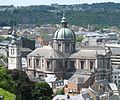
[53,28,75,40]
[53,14,75,41]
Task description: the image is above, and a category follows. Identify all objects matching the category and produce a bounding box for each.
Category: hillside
[0,2,120,27]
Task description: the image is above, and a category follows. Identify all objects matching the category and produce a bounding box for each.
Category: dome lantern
[61,13,67,28]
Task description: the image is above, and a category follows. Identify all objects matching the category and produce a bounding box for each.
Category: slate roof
[28,46,68,59]
[45,50,68,59]
[27,46,52,57]
[68,73,91,84]
[70,49,106,59]
[91,79,111,94]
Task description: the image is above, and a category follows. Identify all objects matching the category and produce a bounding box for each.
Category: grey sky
[0,0,120,6]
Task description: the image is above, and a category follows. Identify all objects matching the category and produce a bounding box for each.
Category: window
[58,43,61,51]
[90,61,93,70]
[58,61,62,70]
[65,43,69,52]
[118,80,120,83]
[11,49,13,55]
[47,61,52,70]
[13,49,15,54]
[36,59,39,66]
[11,49,15,55]
[70,61,75,68]
[28,59,32,67]
[80,61,84,69]
[65,85,68,88]
[65,61,67,69]
[29,59,30,66]
[118,76,120,78]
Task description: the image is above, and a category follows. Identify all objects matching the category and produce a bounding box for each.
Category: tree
[0,66,16,93]
[8,69,34,100]
[32,82,53,100]
[76,35,84,42]
[0,36,5,42]
[55,88,64,95]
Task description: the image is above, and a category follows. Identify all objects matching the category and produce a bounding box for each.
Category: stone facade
[27,15,112,82]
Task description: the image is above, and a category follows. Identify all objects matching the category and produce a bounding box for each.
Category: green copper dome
[53,14,75,40]
[53,28,75,40]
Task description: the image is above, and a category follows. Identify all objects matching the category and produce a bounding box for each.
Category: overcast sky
[0,0,120,6]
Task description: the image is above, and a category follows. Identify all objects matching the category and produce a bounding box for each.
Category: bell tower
[8,28,22,70]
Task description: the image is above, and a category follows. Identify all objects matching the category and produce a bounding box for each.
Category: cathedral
[25,14,112,81]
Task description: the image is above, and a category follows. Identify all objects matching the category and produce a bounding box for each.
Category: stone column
[41,57,43,70]
[31,57,35,69]
[32,57,36,77]
[69,43,72,53]
[76,59,79,69]
[86,60,89,70]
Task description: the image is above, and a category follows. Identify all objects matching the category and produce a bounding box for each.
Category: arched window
[11,48,15,55]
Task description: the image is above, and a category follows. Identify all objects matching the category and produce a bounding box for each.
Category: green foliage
[5,37,11,41]
[0,36,5,42]
[55,88,64,95]
[8,69,34,100]
[0,88,16,100]
[32,82,53,100]
[0,66,16,93]
[76,35,84,42]
[1,3,120,27]
[40,33,47,39]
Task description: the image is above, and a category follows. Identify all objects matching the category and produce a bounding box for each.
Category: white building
[8,29,22,70]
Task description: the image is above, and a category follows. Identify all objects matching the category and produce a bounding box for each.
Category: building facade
[27,15,112,81]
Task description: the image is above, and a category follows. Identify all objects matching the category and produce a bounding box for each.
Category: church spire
[11,27,17,45]
[61,13,67,28]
